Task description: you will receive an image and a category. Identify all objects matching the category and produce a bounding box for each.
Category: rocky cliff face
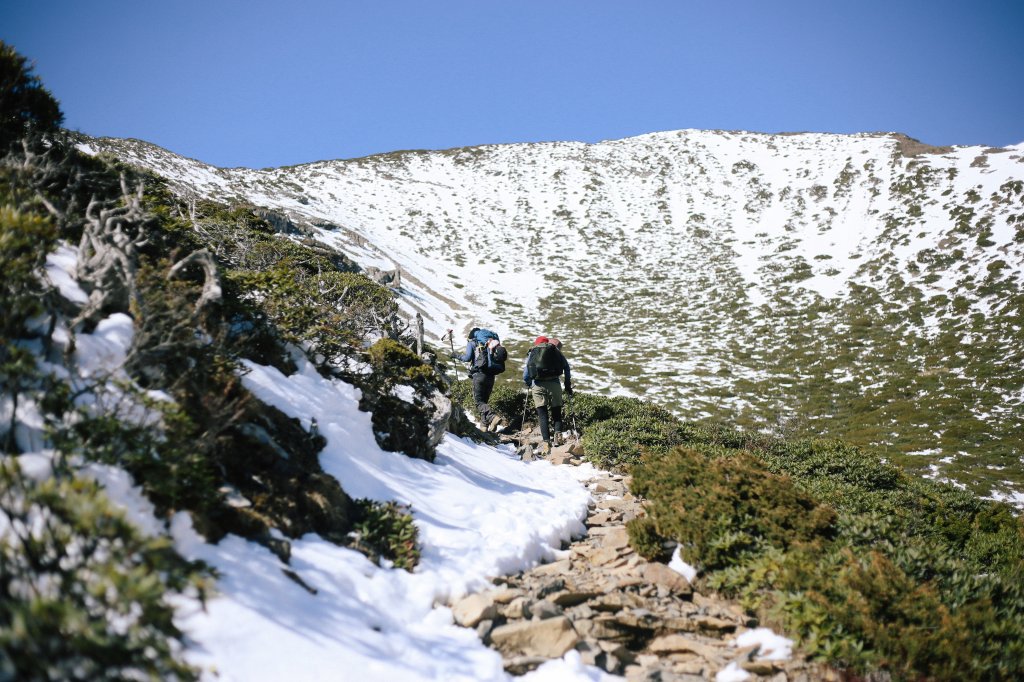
[82,130,1024,501]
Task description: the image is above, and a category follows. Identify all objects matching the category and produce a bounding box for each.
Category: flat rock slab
[551,590,603,607]
[490,616,579,658]
[602,526,630,549]
[649,634,725,660]
[532,558,571,576]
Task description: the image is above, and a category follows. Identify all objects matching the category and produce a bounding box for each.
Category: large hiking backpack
[471,328,507,375]
[528,342,563,380]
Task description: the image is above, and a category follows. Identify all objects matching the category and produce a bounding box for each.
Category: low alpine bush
[628,420,1024,680]
[0,461,210,680]
[350,499,420,571]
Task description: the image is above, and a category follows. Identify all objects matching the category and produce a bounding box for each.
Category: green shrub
[581,416,682,469]
[628,417,1024,680]
[368,338,435,384]
[0,461,209,680]
[227,265,396,368]
[633,446,836,571]
[449,380,525,425]
[625,515,669,561]
[350,499,420,571]
[0,206,58,338]
[50,396,220,519]
[570,393,674,430]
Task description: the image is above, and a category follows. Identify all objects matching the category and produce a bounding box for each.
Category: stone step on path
[451,438,833,681]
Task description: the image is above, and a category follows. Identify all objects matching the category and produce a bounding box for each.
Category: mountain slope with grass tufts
[84,130,1024,502]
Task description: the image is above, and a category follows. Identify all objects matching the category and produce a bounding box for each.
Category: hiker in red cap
[523,335,573,456]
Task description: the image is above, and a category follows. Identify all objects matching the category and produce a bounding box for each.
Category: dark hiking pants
[472,371,496,424]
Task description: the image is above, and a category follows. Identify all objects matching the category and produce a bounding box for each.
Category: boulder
[641,562,693,596]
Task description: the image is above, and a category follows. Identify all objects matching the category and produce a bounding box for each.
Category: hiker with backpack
[450,327,509,432]
[523,335,573,456]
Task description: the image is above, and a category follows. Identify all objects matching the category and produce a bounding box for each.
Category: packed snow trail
[168,356,604,681]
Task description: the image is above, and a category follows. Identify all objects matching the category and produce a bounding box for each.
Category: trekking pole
[567,393,581,445]
[521,387,530,434]
[444,329,461,381]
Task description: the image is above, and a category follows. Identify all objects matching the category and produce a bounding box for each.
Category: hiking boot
[538,441,552,457]
[487,415,504,432]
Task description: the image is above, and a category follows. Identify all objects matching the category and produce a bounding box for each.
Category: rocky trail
[447,433,833,681]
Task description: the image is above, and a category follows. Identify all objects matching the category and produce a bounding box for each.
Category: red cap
[534,336,549,345]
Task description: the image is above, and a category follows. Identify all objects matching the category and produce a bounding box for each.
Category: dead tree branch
[167,248,222,313]
[70,175,152,329]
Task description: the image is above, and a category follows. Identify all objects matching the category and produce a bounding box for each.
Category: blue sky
[4,0,1023,168]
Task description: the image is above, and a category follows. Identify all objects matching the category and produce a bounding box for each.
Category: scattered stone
[591,592,644,613]
[551,452,574,465]
[691,592,714,609]
[641,562,693,596]
[503,656,548,675]
[528,599,564,620]
[461,430,818,679]
[451,593,497,627]
[692,615,737,633]
[741,660,778,675]
[532,559,571,576]
[536,578,567,598]
[589,546,622,566]
[488,587,521,604]
[501,596,529,620]
[592,480,616,493]
[573,618,595,638]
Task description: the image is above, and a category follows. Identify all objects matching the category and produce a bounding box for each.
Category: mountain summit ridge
[83,128,1024,503]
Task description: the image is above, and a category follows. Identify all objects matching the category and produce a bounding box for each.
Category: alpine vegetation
[85,123,1024,504]
[4,39,1024,682]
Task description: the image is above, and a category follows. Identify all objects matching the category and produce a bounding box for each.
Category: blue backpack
[471,328,507,375]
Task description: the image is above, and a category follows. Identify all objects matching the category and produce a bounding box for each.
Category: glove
[523,381,532,389]
[449,353,460,361]
[564,386,574,398]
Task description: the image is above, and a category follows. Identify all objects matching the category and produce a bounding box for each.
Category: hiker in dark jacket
[452,327,504,431]
[523,336,573,455]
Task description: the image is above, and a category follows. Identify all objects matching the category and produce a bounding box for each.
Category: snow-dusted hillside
[82,130,1024,501]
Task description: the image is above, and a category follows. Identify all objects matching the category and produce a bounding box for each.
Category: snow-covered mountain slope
[82,130,1024,502]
